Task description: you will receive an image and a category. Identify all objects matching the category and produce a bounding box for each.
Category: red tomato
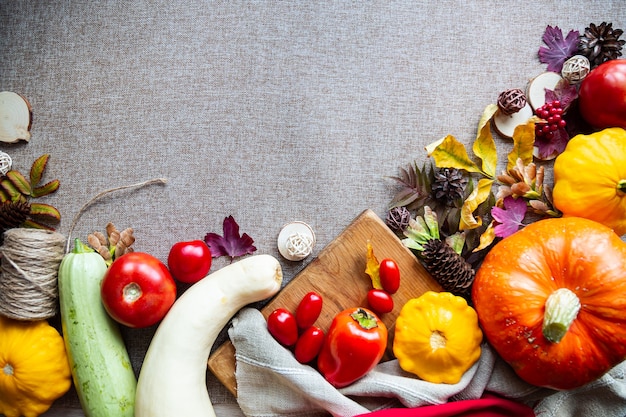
[295,291,323,329]
[294,326,325,364]
[101,252,177,328]
[578,59,626,129]
[367,289,394,314]
[267,308,298,347]
[167,240,212,283]
[379,258,400,294]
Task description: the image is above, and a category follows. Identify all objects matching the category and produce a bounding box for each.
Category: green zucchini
[58,238,136,417]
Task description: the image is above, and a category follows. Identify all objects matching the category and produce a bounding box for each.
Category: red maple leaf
[204,216,257,261]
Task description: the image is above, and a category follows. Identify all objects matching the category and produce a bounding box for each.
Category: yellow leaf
[473,221,497,252]
[429,135,482,173]
[425,137,445,156]
[459,178,494,230]
[507,120,536,171]
[365,241,382,289]
[473,120,497,178]
[476,104,499,137]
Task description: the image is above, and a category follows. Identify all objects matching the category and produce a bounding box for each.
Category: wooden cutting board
[207,209,442,397]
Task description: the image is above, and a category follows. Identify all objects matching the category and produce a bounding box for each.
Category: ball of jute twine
[0,177,167,321]
[0,228,66,320]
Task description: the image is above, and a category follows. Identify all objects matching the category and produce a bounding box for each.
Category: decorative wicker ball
[562,55,591,84]
[497,89,527,115]
[0,151,12,176]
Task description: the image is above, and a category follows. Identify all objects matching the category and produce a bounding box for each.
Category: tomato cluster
[100,240,214,329]
[267,291,325,364]
[367,258,400,315]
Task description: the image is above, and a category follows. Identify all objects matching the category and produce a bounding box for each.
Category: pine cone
[421,239,475,298]
[431,168,468,206]
[0,200,30,233]
[579,22,625,67]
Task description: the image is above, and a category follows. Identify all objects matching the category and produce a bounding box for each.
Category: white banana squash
[135,254,283,417]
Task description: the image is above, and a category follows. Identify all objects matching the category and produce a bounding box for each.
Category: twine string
[65,177,167,253]
[285,232,314,258]
[0,229,66,320]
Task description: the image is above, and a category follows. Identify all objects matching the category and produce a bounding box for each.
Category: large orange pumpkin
[472,216,626,390]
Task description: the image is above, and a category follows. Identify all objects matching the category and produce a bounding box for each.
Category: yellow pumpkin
[392,291,482,384]
[0,316,72,417]
[552,127,626,236]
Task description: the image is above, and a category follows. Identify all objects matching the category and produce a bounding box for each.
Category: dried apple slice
[493,102,534,139]
[526,72,563,110]
[0,91,32,143]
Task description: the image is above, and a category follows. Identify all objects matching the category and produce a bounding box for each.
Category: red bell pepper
[317,307,387,388]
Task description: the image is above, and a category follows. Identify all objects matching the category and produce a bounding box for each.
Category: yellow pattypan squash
[0,316,72,417]
[393,291,482,384]
[553,127,626,236]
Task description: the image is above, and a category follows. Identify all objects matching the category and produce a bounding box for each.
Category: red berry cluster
[534,100,566,140]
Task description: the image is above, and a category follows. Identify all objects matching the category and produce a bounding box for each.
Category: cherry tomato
[579,59,626,129]
[101,252,177,328]
[296,291,323,329]
[367,289,394,314]
[167,240,212,283]
[294,326,325,364]
[379,258,400,294]
[267,308,298,347]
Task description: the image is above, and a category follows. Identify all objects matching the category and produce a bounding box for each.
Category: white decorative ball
[0,151,12,176]
[562,55,591,84]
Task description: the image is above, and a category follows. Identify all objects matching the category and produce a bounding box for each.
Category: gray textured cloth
[230,308,626,417]
[2,1,626,415]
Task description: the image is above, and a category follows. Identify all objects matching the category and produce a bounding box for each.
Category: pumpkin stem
[618,179,626,195]
[542,288,581,343]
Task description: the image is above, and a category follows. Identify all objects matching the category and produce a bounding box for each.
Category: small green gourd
[58,239,136,417]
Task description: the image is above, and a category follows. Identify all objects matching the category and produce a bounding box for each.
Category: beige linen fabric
[1,1,625,415]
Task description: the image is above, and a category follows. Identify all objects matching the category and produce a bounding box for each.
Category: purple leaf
[492,196,527,238]
[204,216,257,261]
[545,81,578,111]
[535,127,569,160]
[538,26,580,72]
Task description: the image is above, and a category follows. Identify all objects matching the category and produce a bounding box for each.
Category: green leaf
[6,170,31,196]
[29,203,61,222]
[22,219,55,230]
[30,154,50,187]
[473,119,498,178]
[0,178,23,200]
[507,120,536,172]
[31,179,60,198]
[460,178,494,230]
[429,135,482,174]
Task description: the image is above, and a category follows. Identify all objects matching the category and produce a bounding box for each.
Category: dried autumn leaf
[29,202,61,222]
[507,121,536,171]
[365,241,382,289]
[6,170,31,196]
[429,135,482,174]
[538,25,580,72]
[460,178,494,230]
[473,119,497,178]
[491,196,527,238]
[474,221,497,253]
[31,180,60,198]
[476,104,499,136]
[204,216,257,261]
[0,178,22,200]
[30,154,49,187]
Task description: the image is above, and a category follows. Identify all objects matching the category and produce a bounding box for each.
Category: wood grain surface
[207,209,442,396]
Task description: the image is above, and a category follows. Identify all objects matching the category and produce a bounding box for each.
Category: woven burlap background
[2,1,625,415]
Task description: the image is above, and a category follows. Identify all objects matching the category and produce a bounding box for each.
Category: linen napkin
[228,308,626,417]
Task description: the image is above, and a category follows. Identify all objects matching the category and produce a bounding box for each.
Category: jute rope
[0,177,167,321]
[0,228,66,320]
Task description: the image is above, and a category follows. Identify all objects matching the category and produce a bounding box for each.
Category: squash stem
[618,179,626,195]
[542,288,581,343]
